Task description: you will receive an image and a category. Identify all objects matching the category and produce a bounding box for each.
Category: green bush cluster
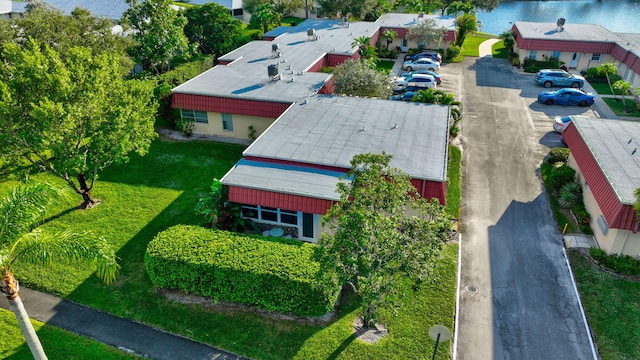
[548,147,570,164]
[589,248,640,276]
[446,45,460,60]
[378,48,398,59]
[547,165,576,192]
[522,57,565,73]
[582,67,623,84]
[145,225,340,316]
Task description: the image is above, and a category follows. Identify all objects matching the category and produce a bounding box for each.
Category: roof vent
[268,64,280,81]
[342,16,349,28]
[418,12,424,19]
[557,17,565,31]
[272,43,281,58]
[307,28,318,41]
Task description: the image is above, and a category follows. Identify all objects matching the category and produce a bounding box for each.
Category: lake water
[476,0,640,35]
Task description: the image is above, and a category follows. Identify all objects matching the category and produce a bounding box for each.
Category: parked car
[402,58,440,71]
[392,74,437,92]
[400,70,442,84]
[534,69,585,88]
[553,115,589,133]
[537,88,595,106]
[391,91,417,101]
[404,50,442,63]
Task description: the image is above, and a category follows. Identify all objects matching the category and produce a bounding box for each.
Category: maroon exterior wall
[564,124,639,232]
[228,186,336,214]
[411,179,447,205]
[171,93,291,118]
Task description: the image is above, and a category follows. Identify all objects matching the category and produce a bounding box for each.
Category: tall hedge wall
[145,225,340,317]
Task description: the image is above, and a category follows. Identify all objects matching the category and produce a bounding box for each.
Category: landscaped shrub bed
[589,248,640,277]
[582,67,623,84]
[145,225,340,316]
[522,57,564,73]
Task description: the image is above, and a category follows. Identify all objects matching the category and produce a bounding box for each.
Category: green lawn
[587,82,623,95]
[1,137,459,359]
[491,40,507,58]
[0,309,140,359]
[602,97,640,117]
[460,34,495,57]
[568,250,640,360]
[445,145,461,217]
[375,59,395,74]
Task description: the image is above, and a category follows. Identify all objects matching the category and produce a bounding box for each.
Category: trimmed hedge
[145,225,340,316]
[590,248,640,276]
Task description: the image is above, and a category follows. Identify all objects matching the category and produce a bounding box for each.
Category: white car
[402,58,441,71]
[553,115,589,133]
[392,74,437,92]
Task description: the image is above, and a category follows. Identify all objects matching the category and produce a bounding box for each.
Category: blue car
[537,88,595,106]
[391,91,417,101]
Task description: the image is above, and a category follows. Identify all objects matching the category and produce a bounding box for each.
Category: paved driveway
[453,56,596,360]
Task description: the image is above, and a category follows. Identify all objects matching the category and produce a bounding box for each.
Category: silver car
[402,58,441,71]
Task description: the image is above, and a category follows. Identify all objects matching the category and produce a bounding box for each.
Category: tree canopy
[249,3,282,33]
[244,0,305,16]
[0,2,131,58]
[316,0,378,20]
[407,18,447,48]
[183,3,243,57]
[321,153,453,327]
[332,59,392,98]
[123,0,191,73]
[0,39,158,208]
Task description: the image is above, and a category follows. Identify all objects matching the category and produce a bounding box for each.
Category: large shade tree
[332,59,392,98]
[598,62,618,99]
[0,40,158,209]
[0,182,120,359]
[407,18,447,49]
[3,2,131,58]
[183,3,243,57]
[316,0,378,19]
[243,0,304,16]
[320,153,453,328]
[248,3,282,33]
[123,0,190,73]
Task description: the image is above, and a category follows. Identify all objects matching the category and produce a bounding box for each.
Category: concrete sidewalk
[0,287,246,360]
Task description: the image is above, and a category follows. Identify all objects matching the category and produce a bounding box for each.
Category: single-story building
[220,95,451,242]
[563,116,640,258]
[172,15,456,141]
[375,13,456,53]
[511,20,640,89]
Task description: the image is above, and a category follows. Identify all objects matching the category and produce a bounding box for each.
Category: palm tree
[351,36,371,51]
[0,182,120,360]
[382,30,398,50]
[455,13,479,47]
[598,62,618,99]
[613,79,633,112]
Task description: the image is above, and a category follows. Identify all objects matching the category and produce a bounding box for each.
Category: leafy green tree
[183,3,243,57]
[249,3,281,33]
[316,0,378,20]
[383,29,398,50]
[396,0,438,13]
[0,40,158,209]
[613,79,633,112]
[0,182,119,359]
[194,179,259,232]
[244,0,304,16]
[446,1,475,16]
[2,2,131,58]
[634,188,640,221]
[320,153,453,328]
[332,59,392,98]
[123,0,190,73]
[471,0,500,11]
[351,35,378,61]
[407,18,447,49]
[598,62,618,99]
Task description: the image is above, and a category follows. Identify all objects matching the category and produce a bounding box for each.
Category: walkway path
[0,287,245,360]
[478,38,500,58]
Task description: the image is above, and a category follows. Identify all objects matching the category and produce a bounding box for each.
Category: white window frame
[241,205,299,226]
[591,53,601,61]
[180,109,208,123]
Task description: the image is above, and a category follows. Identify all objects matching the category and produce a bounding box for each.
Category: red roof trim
[228,186,336,214]
[171,93,291,118]
[564,124,639,232]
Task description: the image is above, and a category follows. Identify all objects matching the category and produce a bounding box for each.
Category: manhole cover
[465,285,479,294]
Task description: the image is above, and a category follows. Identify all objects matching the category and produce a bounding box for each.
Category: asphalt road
[452,57,596,360]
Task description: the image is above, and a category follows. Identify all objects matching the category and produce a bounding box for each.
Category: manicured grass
[0,309,140,359]
[492,40,508,58]
[588,82,622,95]
[1,138,459,359]
[375,60,395,74]
[568,250,640,360]
[445,145,461,218]
[281,16,305,26]
[460,35,487,57]
[603,97,640,117]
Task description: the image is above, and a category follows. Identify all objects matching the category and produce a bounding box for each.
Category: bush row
[582,67,623,84]
[589,248,640,276]
[145,225,340,316]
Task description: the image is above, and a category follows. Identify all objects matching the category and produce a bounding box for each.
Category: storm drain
[465,285,479,294]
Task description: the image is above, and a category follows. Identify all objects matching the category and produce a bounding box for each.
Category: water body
[476,0,640,35]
